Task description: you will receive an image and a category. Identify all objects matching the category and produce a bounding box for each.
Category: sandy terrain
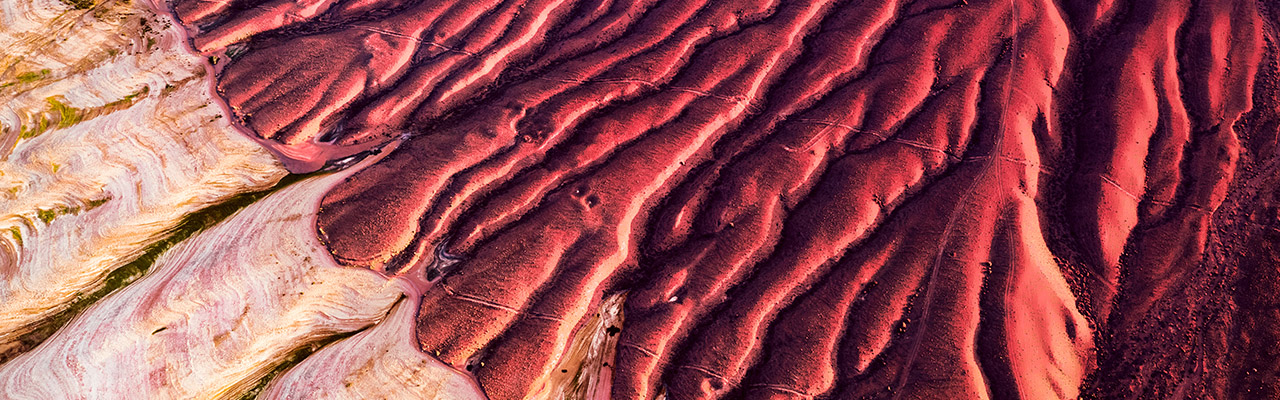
[3,0,1279,398]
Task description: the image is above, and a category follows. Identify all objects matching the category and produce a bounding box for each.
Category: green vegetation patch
[46,97,83,129]
[36,208,58,224]
[16,89,148,141]
[32,195,111,225]
[16,96,84,140]
[85,197,110,208]
[16,69,50,84]
[0,69,50,89]
[60,0,95,10]
[105,86,149,107]
[18,115,50,139]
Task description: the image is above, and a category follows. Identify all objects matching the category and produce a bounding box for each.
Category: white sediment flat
[0,0,286,349]
[264,287,486,400]
[0,160,480,399]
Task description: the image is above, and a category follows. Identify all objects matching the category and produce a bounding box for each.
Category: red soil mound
[170,0,1280,398]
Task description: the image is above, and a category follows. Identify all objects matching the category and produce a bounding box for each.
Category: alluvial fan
[3,0,1280,398]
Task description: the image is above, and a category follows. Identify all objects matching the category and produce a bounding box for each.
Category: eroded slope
[167,0,1280,398]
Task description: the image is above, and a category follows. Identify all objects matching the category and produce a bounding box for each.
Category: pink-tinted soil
[170,0,1280,398]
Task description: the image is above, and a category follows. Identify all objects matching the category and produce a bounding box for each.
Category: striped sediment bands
[175,0,1280,398]
[0,0,287,358]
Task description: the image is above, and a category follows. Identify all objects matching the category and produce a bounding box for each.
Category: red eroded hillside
[170,0,1280,398]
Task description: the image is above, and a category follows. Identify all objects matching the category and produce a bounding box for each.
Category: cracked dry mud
[3,0,1280,398]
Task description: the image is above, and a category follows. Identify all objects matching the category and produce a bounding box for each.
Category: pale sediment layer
[529,293,625,400]
[0,169,406,399]
[262,293,486,400]
[0,0,285,349]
